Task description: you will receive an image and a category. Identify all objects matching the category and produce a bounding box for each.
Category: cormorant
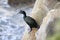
[19,10,39,31]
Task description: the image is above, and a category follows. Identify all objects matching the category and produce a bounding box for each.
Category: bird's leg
[30,27,32,31]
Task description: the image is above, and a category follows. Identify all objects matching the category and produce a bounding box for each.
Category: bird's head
[19,10,26,14]
[18,10,27,18]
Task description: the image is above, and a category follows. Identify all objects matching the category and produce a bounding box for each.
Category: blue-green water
[0,0,32,40]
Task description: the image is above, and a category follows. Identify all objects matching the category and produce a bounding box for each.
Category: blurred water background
[0,0,34,40]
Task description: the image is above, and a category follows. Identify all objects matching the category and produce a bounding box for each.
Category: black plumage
[19,10,39,31]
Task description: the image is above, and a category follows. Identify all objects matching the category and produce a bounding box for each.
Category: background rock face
[8,0,35,7]
[57,0,60,2]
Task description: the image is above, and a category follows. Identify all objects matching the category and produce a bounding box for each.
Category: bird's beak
[17,12,19,15]
[17,11,21,14]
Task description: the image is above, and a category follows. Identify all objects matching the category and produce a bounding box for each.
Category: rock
[8,0,35,7]
[36,9,60,40]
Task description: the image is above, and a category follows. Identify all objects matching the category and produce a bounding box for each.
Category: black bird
[19,10,39,31]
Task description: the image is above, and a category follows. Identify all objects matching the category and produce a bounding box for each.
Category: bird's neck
[23,13,27,18]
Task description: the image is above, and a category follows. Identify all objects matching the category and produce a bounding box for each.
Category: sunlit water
[0,0,32,40]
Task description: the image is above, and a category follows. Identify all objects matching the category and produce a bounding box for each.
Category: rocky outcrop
[8,0,35,7]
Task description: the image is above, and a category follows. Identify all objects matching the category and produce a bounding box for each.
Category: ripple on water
[0,17,25,40]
